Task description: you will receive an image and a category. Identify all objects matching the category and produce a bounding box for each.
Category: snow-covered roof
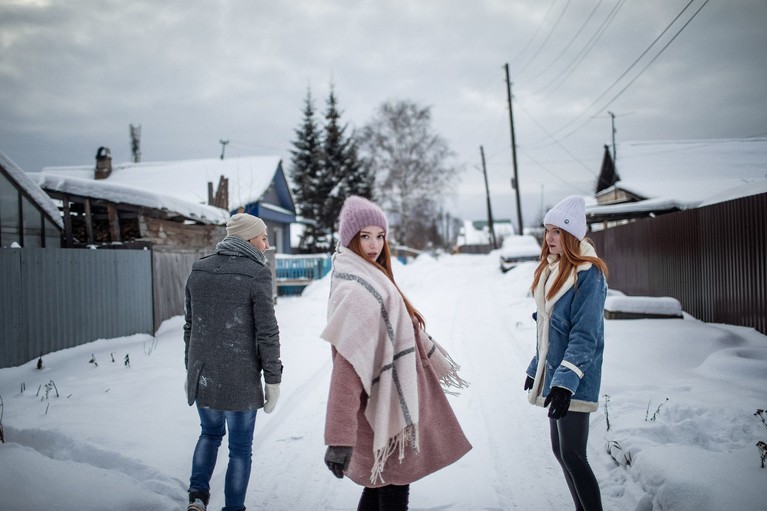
[41,155,283,213]
[586,197,688,219]
[0,150,63,229]
[31,173,229,225]
[609,138,767,207]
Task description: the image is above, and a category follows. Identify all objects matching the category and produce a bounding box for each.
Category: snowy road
[253,254,575,510]
[5,252,765,510]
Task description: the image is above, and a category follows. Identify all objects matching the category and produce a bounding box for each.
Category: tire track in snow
[405,256,571,509]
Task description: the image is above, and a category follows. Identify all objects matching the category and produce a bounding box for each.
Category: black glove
[544,387,572,419]
[324,446,353,479]
[524,375,534,391]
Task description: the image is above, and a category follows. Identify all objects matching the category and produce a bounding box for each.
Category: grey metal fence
[151,248,211,332]
[0,248,153,368]
[589,193,767,334]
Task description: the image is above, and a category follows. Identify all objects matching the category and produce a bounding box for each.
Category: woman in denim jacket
[524,195,608,511]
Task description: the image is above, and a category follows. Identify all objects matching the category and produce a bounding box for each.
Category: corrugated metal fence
[0,248,154,368]
[0,246,326,369]
[152,249,211,332]
[589,193,766,334]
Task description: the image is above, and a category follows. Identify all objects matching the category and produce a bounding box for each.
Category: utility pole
[608,111,617,165]
[219,139,229,160]
[480,145,497,249]
[504,63,524,235]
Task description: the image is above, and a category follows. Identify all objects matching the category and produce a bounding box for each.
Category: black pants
[357,484,410,511]
[550,411,603,511]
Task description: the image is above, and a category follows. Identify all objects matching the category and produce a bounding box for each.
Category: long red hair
[531,232,609,300]
[347,234,425,328]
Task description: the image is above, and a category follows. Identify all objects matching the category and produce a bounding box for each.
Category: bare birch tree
[359,100,459,249]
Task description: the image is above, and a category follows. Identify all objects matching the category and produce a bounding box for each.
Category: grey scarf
[215,235,267,266]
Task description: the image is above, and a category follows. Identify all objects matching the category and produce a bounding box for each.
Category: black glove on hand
[524,375,534,391]
[324,446,353,479]
[544,386,572,419]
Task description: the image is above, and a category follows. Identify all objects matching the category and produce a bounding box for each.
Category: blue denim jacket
[526,265,607,412]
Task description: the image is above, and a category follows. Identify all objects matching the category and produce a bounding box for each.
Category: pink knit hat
[338,196,388,247]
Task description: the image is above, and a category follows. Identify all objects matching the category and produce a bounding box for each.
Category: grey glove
[324,446,353,479]
[263,383,280,414]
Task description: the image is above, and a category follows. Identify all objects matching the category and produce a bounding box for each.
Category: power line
[588,0,710,119]
[532,0,627,98]
[510,0,559,71]
[530,0,710,148]
[545,0,700,140]
[517,145,593,194]
[515,0,573,78]
[524,0,604,85]
[515,100,596,176]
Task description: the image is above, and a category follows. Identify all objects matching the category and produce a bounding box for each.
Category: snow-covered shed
[0,151,63,248]
[39,150,297,252]
[589,138,767,225]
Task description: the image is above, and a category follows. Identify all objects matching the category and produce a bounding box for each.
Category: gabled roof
[598,138,767,207]
[41,155,289,215]
[0,151,63,229]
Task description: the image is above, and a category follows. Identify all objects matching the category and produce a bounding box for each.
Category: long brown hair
[531,231,609,300]
[347,233,425,327]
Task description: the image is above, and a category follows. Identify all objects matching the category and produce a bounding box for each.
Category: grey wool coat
[184,245,282,411]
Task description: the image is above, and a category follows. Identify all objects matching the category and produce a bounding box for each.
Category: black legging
[550,411,603,511]
[357,484,410,511]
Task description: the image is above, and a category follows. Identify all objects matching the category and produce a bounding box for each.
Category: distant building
[0,151,62,248]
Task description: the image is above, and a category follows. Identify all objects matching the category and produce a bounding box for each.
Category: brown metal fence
[589,193,766,334]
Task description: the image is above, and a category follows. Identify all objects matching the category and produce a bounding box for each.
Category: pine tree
[319,86,373,246]
[288,89,324,253]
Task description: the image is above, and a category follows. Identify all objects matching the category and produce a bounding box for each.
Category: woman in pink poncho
[321,196,472,511]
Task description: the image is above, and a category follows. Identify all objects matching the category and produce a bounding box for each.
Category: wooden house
[38,149,297,252]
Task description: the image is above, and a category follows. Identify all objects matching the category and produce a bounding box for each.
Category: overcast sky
[2,0,766,226]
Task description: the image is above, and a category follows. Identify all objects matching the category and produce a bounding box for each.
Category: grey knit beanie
[226,213,266,241]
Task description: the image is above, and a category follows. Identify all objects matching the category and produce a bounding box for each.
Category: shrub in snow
[606,439,632,467]
[645,397,668,422]
[756,409,767,468]
[0,393,4,443]
[603,394,612,432]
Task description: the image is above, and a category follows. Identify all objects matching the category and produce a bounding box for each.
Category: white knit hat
[226,213,266,241]
[543,195,587,240]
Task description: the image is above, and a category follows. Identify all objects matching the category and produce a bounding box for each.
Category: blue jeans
[189,407,257,511]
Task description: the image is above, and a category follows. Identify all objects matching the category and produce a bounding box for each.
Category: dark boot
[188,490,210,511]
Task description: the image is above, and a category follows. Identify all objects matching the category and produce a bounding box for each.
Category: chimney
[95,146,112,180]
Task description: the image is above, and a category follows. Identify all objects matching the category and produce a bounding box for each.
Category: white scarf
[321,246,466,483]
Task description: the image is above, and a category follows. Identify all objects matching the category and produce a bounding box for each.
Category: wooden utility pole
[608,111,617,164]
[219,139,229,160]
[504,63,524,235]
[480,145,497,249]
